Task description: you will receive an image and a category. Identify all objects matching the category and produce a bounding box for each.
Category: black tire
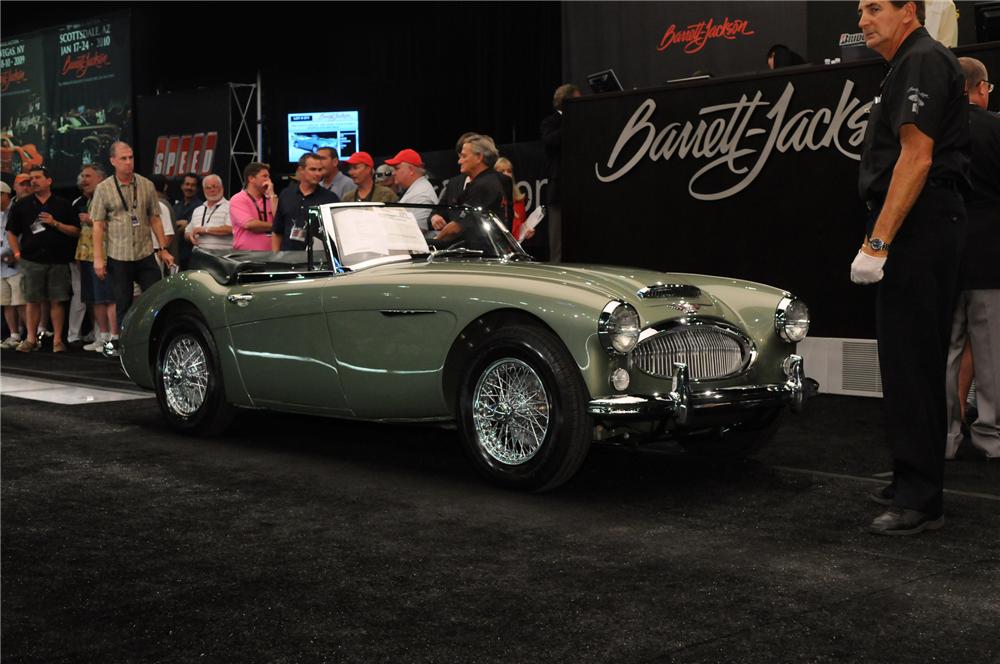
[677,407,784,459]
[154,313,234,436]
[457,325,591,492]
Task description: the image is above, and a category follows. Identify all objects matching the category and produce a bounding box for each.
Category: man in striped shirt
[91,141,174,356]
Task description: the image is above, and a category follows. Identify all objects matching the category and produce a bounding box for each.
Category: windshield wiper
[427,248,485,261]
[501,251,534,262]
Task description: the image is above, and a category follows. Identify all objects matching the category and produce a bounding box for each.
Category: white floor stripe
[0,375,152,404]
[770,465,1000,502]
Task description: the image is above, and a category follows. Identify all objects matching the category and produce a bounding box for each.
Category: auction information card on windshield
[329,207,429,264]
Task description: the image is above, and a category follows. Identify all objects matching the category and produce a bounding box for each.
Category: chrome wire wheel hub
[473,358,551,465]
[162,335,209,417]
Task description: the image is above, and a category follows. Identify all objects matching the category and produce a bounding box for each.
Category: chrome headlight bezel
[775,296,810,343]
[598,301,641,355]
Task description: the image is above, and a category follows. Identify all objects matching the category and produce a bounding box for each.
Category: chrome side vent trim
[637,284,702,299]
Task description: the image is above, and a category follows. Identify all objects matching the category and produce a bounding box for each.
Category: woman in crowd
[495,157,533,241]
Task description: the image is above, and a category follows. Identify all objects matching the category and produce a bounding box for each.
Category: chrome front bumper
[587,355,816,423]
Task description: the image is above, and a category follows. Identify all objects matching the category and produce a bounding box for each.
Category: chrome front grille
[633,325,748,380]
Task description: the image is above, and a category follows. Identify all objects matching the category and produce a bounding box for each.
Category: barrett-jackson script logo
[0,68,26,92]
[595,80,870,201]
[61,52,111,79]
[658,17,754,54]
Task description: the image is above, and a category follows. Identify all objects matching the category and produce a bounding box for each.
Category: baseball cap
[345,151,374,168]
[0,181,11,194]
[14,173,30,184]
[385,148,423,167]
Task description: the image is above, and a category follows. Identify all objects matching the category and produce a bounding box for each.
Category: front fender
[119,272,250,406]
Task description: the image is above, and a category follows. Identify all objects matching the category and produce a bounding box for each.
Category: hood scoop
[637,284,703,300]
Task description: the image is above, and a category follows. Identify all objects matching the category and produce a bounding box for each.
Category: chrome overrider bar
[587,356,816,423]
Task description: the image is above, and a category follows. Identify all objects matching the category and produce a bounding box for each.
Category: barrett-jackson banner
[562,43,1000,340]
[563,2,807,90]
[135,87,230,191]
[1,12,131,188]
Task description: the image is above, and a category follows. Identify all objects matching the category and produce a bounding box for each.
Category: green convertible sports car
[120,202,815,491]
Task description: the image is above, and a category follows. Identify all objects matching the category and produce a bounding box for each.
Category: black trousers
[870,186,965,515]
[108,254,162,323]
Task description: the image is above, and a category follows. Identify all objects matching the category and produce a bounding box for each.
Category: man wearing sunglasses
[944,57,1000,463]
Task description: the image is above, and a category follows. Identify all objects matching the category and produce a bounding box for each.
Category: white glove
[850,250,887,285]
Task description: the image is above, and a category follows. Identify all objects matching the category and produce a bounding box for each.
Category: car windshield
[317,203,532,270]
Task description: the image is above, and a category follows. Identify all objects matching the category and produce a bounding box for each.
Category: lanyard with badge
[30,200,48,234]
[289,192,308,243]
[114,177,141,227]
[200,203,220,227]
[252,193,274,237]
[252,193,270,221]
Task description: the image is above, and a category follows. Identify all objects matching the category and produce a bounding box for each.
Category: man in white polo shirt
[385,148,437,235]
[185,174,232,252]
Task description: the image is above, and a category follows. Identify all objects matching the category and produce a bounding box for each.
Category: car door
[225,274,350,414]
[320,267,458,420]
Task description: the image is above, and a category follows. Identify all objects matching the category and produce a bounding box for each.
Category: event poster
[1,12,131,187]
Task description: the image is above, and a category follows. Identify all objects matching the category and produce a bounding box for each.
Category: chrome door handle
[227,293,254,307]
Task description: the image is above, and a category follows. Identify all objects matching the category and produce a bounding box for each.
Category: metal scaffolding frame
[228,74,261,195]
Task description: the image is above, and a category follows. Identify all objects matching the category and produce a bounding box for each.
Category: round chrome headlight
[598,301,640,354]
[775,297,809,343]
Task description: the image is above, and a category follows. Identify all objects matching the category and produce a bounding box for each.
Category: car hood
[380,259,783,325]
[492,262,715,302]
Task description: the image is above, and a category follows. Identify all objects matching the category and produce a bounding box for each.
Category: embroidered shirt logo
[906,87,929,114]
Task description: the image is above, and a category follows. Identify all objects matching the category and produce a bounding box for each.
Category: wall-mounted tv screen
[287,111,359,162]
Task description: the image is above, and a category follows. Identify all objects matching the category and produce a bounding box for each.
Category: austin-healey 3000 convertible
[119,202,815,491]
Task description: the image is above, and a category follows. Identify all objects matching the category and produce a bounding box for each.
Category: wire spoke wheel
[161,334,209,417]
[472,357,551,465]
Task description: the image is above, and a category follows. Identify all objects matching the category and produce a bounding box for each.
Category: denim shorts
[79,260,114,304]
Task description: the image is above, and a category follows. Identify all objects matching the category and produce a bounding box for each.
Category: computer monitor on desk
[587,69,623,94]
[839,32,879,62]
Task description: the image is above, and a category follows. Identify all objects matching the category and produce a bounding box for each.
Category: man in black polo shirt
[5,166,80,353]
[431,134,511,248]
[271,153,339,252]
[851,0,970,535]
[945,57,1000,460]
[172,173,202,269]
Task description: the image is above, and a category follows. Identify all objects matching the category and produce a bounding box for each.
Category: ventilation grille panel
[842,340,883,393]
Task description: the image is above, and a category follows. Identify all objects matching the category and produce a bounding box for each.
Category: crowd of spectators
[1,126,545,357]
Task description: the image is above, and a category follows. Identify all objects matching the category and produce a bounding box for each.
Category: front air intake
[636,284,702,299]
[633,324,750,380]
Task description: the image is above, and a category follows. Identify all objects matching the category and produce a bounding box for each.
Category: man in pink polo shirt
[229,162,277,251]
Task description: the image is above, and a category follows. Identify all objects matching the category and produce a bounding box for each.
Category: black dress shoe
[868,484,894,506]
[869,507,944,536]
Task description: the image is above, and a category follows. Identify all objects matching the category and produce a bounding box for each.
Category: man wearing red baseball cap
[12,173,33,203]
[386,149,437,234]
[341,152,398,203]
